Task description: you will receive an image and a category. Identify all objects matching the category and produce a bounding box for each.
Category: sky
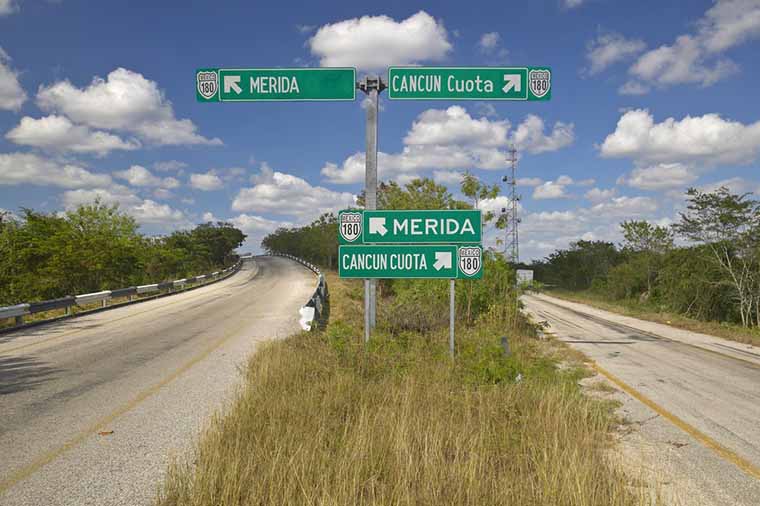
[0,0,759,260]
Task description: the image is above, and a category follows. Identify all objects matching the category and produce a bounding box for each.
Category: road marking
[528,310,760,481]
[0,270,245,355]
[0,307,256,494]
[532,295,760,369]
[590,361,760,481]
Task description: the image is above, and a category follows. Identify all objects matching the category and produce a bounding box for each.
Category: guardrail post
[14,315,23,326]
[65,305,71,316]
[102,299,107,308]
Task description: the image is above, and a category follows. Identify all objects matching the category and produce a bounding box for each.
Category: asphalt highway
[522,293,760,506]
[0,256,314,505]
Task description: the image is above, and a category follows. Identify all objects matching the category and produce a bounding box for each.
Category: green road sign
[196,68,356,102]
[387,67,551,101]
[339,244,483,279]
[338,209,482,245]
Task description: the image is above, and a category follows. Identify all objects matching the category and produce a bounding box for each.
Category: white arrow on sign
[433,251,452,271]
[368,217,387,236]
[502,74,521,94]
[224,75,242,94]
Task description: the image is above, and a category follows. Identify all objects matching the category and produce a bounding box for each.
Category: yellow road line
[533,294,760,369]
[591,361,760,481]
[528,315,760,481]
[0,314,253,494]
[0,270,242,355]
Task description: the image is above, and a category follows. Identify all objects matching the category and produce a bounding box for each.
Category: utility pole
[501,146,520,264]
[358,76,386,341]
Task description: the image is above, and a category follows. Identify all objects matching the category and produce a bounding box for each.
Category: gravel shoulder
[522,292,760,506]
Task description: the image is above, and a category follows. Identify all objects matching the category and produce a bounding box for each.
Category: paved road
[522,293,760,506]
[0,256,314,506]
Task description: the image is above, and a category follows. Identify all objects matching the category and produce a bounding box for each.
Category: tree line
[0,201,246,306]
[531,187,760,328]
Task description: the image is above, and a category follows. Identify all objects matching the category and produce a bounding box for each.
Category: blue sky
[1,0,759,259]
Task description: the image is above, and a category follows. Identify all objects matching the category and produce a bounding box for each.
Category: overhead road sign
[387,67,551,101]
[196,68,356,102]
[339,244,483,279]
[338,209,482,245]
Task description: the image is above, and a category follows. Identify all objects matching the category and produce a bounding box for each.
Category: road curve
[522,293,760,506]
[0,256,315,506]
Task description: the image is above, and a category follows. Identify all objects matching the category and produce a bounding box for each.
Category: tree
[673,187,760,327]
[357,178,469,210]
[460,171,499,223]
[536,240,622,291]
[620,220,674,295]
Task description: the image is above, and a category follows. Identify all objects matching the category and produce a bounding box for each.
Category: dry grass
[157,276,656,506]
[546,289,760,347]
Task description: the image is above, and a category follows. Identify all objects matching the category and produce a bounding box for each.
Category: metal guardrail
[270,253,329,331]
[0,260,245,330]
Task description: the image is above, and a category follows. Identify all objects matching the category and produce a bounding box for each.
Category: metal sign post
[358,76,386,341]
[450,279,455,358]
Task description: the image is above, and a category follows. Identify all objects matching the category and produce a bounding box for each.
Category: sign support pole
[450,279,455,358]
[358,76,386,340]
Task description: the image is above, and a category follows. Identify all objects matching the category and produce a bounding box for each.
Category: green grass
[157,274,657,506]
[546,289,760,348]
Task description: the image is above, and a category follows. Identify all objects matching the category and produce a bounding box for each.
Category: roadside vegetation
[158,177,655,506]
[530,187,760,345]
[0,201,245,306]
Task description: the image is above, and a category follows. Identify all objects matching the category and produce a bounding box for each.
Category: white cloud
[36,67,222,146]
[516,177,543,187]
[323,108,574,184]
[0,47,26,111]
[190,171,224,191]
[233,165,355,218]
[627,35,737,89]
[308,11,452,72]
[477,31,509,63]
[512,114,575,154]
[591,196,658,217]
[586,32,646,74]
[61,184,188,227]
[479,32,501,51]
[620,162,699,191]
[153,188,174,200]
[405,106,509,147]
[480,196,522,216]
[618,81,650,95]
[624,0,760,92]
[532,175,595,200]
[114,165,179,188]
[153,160,188,172]
[562,0,585,8]
[0,152,111,188]
[0,0,18,16]
[6,115,140,155]
[202,211,217,222]
[584,187,617,203]
[230,213,294,252]
[698,176,759,195]
[432,170,463,185]
[230,213,290,234]
[600,109,760,165]
[533,181,568,200]
[296,24,316,34]
[698,0,760,53]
